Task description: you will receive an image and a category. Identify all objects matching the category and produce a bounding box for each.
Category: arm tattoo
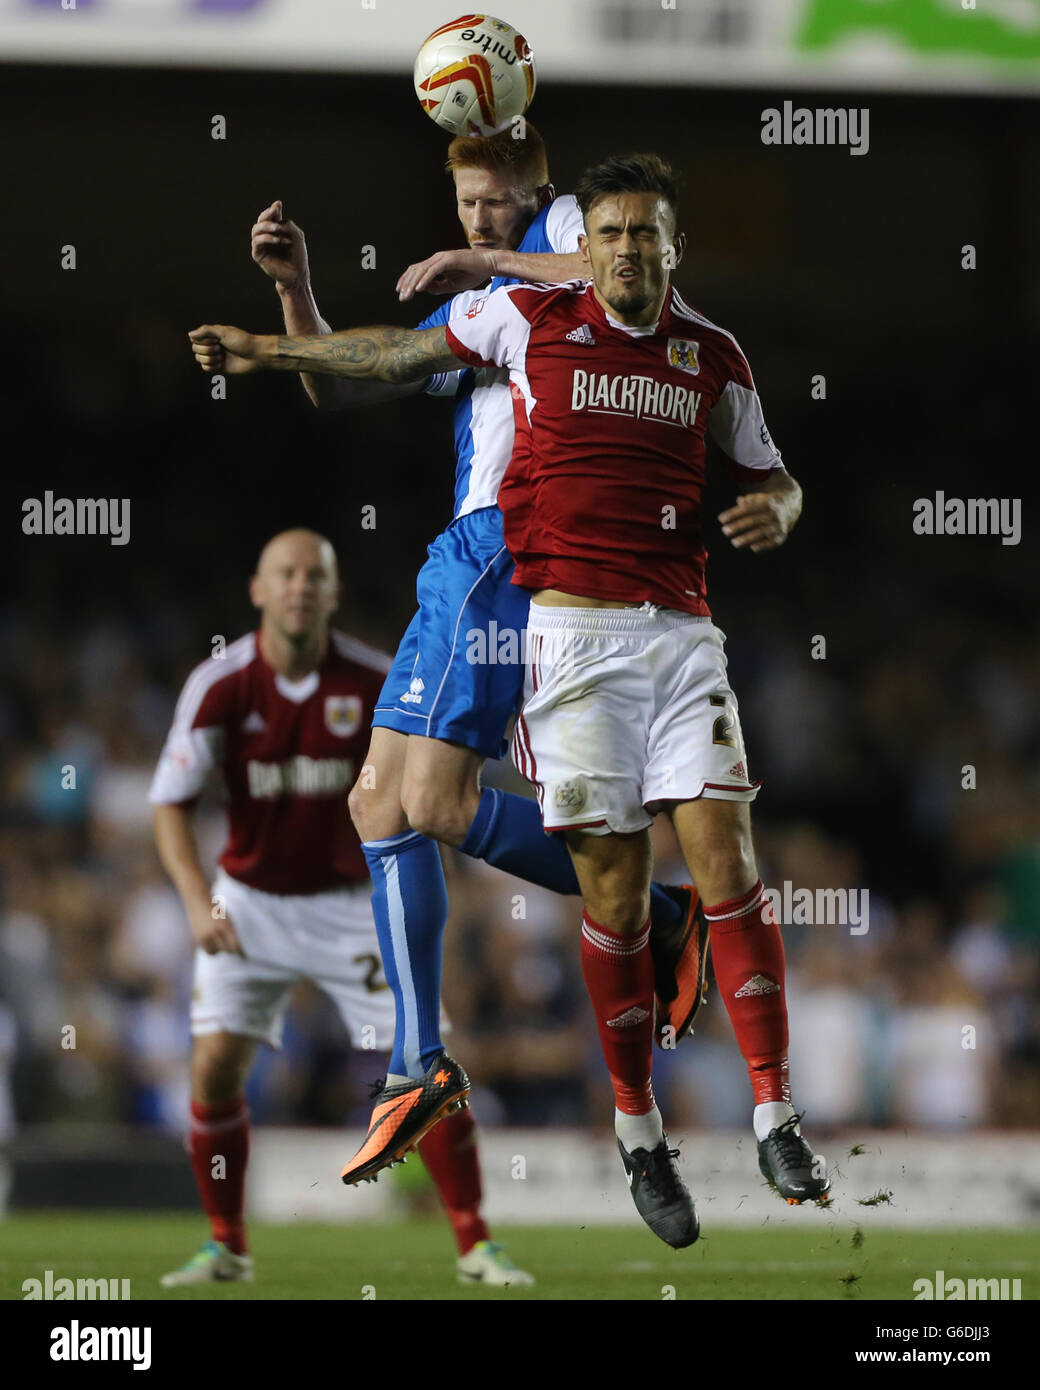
[272,324,457,382]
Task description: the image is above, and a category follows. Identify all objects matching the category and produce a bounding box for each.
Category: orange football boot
[341,1052,470,1186]
[650,884,711,1047]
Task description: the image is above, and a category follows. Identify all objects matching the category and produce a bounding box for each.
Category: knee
[347,776,376,838]
[582,882,652,936]
[400,780,467,846]
[191,1039,250,1105]
[697,835,758,904]
[348,766,404,842]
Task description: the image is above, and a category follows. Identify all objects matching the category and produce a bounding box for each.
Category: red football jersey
[446,280,783,615]
[149,630,390,894]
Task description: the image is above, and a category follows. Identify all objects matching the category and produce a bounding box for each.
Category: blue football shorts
[372,506,531,760]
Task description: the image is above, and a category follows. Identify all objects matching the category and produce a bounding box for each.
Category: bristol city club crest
[667,338,700,374]
[551,776,588,815]
[324,695,362,737]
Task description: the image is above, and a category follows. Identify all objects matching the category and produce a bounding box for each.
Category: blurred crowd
[2,566,1038,1142]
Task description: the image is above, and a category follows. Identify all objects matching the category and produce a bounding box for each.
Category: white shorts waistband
[526,602,712,636]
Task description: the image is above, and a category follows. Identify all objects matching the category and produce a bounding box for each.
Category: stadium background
[0,0,1038,1252]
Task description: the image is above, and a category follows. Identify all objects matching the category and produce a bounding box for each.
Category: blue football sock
[648,882,683,934]
[461,787,576,894]
[460,787,684,932]
[362,830,448,1080]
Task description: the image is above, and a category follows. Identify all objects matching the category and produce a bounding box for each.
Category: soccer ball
[414,14,536,137]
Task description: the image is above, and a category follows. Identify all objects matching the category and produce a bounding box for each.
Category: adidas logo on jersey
[565,324,596,346]
[734,974,780,998]
[242,711,267,734]
[400,676,425,705]
[606,1005,650,1028]
[728,760,747,779]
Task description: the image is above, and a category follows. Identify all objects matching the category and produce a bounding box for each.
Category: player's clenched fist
[189,324,263,375]
[251,199,310,292]
[186,898,244,956]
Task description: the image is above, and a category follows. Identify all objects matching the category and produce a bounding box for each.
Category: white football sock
[615,1105,665,1153]
[754,1101,797,1141]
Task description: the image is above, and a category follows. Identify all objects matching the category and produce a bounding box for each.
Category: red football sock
[189,1097,250,1256]
[580,913,655,1114]
[705,880,791,1105]
[418,1107,489,1256]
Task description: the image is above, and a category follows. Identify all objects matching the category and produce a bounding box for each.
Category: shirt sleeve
[445,285,530,370]
[544,194,584,255]
[416,298,463,398]
[148,672,228,805]
[706,339,783,484]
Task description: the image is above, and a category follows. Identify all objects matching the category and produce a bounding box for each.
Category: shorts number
[709,693,737,749]
[353,952,389,993]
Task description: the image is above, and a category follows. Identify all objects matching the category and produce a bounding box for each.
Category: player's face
[454,167,540,253]
[251,536,339,641]
[580,193,681,324]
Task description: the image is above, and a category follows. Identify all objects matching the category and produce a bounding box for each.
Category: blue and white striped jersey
[417,193,584,518]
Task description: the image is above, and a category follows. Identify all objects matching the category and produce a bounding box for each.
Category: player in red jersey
[150,529,532,1287]
[187,152,832,1246]
[220,128,705,1192]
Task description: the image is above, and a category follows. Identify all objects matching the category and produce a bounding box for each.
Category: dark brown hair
[575,153,679,221]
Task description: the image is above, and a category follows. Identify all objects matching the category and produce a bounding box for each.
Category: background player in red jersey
[150,528,532,1287]
[185,152,831,1249]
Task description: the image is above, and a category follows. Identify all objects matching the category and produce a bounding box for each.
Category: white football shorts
[191,869,447,1051]
[512,603,760,836]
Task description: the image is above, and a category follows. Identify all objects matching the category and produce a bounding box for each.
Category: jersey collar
[273,670,320,704]
[585,282,669,338]
[254,629,325,703]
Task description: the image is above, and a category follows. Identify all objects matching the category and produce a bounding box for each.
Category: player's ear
[248,574,263,612]
[672,231,687,267]
[578,233,590,263]
[536,182,554,211]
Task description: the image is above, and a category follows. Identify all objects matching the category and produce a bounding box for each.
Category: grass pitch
[1,1214,1036,1300]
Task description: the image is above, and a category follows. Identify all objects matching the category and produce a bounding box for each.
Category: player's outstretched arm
[252,199,426,411]
[189,323,460,383]
[719,467,802,553]
[397,247,588,300]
